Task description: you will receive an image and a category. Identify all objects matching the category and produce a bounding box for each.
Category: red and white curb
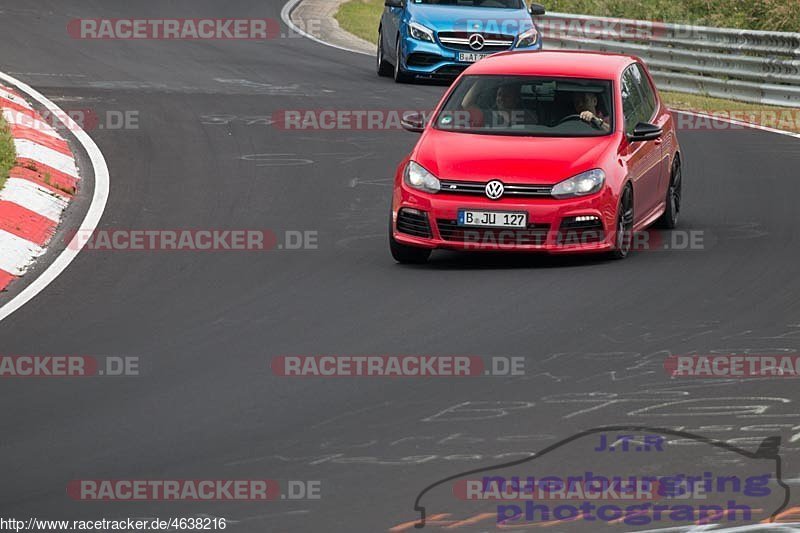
[0,71,108,323]
[0,86,77,291]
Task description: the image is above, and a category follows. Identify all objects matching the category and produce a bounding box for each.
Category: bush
[0,116,15,191]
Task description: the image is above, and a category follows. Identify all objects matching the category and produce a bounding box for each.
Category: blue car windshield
[434,75,615,137]
[412,0,523,8]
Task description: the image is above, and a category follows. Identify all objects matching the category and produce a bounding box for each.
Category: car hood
[413,129,618,185]
[406,3,533,34]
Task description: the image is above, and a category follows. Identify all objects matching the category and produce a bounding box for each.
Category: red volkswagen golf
[389,50,682,263]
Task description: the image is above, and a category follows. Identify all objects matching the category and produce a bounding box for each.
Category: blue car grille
[437,31,515,52]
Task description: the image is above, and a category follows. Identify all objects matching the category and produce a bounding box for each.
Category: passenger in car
[492,83,538,126]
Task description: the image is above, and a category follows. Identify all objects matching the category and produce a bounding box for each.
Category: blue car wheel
[377,29,393,76]
[393,38,411,83]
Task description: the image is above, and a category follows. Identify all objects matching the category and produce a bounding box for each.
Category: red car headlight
[404,161,441,193]
[551,169,606,199]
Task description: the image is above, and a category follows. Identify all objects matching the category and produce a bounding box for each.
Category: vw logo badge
[468,33,485,51]
[485,180,504,200]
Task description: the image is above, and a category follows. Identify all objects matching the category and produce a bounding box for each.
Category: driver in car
[571,91,610,132]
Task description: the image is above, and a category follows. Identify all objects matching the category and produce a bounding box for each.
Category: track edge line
[0,71,110,323]
[280,0,372,57]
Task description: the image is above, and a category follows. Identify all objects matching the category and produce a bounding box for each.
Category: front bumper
[392,181,619,253]
[400,36,541,78]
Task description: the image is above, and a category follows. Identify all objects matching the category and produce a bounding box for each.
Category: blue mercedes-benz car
[377,0,545,82]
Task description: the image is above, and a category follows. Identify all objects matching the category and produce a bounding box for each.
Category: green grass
[334,0,382,44]
[547,0,800,32]
[0,116,15,191]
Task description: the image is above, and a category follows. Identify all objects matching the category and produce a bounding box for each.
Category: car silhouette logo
[485,180,504,199]
[468,33,485,50]
[410,425,791,529]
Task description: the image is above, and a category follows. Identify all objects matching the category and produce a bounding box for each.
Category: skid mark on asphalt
[349,177,392,188]
[219,391,800,468]
[598,323,800,346]
[238,152,380,167]
[332,193,386,249]
[310,401,391,430]
[8,71,86,78]
[214,78,305,94]
[85,80,324,96]
[239,153,314,166]
[316,151,377,164]
[199,114,275,126]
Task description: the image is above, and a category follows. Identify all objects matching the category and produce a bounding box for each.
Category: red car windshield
[434,75,615,137]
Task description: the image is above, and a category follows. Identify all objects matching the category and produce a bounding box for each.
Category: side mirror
[528,3,546,15]
[401,111,426,133]
[627,121,662,142]
[385,0,404,8]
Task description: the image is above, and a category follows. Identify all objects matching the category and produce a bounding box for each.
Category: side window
[621,68,643,134]
[634,63,657,121]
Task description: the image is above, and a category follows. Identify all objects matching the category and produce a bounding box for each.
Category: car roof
[464,50,639,80]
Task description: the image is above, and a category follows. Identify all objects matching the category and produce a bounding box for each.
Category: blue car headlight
[551,169,605,198]
[408,22,435,42]
[515,27,539,48]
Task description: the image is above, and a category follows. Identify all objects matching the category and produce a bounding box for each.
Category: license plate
[458,210,527,228]
[457,52,489,63]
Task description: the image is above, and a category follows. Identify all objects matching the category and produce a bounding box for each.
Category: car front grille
[437,31,515,52]
[437,219,551,245]
[396,208,432,238]
[439,180,553,198]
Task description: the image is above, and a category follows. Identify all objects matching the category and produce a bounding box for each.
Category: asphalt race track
[1,1,800,531]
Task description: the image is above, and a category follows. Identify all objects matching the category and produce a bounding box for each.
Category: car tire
[393,39,411,83]
[656,157,682,229]
[609,184,634,260]
[389,218,431,264]
[377,30,393,77]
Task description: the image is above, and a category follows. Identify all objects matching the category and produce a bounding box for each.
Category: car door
[635,62,672,204]
[620,64,663,222]
[382,0,404,62]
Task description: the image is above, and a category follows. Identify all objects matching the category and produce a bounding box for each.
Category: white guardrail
[536,12,800,106]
